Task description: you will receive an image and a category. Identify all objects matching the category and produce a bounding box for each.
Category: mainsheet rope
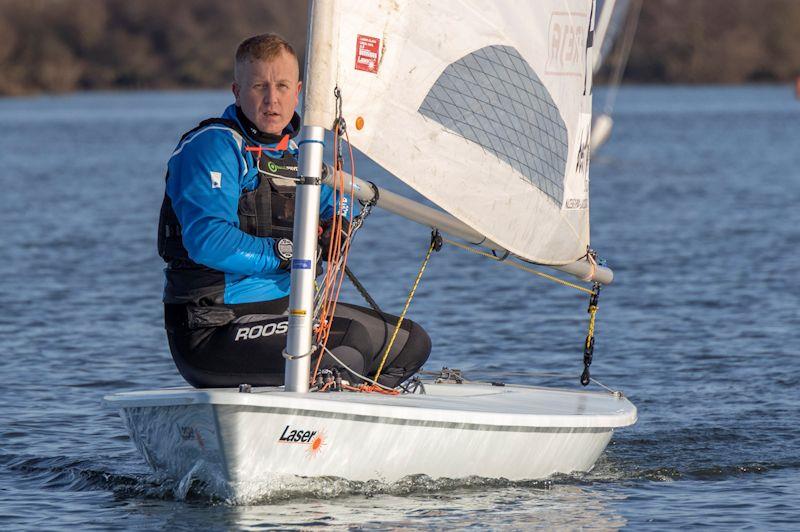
[440,236,603,386]
[370,230,441,386]
[441,237,595,294]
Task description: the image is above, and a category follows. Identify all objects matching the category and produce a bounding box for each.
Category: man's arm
[319,184,357,221]
[167,129,284,274]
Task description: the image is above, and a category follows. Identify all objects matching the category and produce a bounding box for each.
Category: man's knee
[402,320,431,367]
[376,319,431,387]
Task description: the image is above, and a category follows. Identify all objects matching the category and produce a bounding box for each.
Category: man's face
[233,51,302,135]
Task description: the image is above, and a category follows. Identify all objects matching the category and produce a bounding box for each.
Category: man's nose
[264,86,278,104]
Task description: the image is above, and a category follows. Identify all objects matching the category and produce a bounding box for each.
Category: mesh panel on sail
[419,46,568,204]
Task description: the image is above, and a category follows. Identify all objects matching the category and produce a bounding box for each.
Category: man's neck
[235,106,295,145]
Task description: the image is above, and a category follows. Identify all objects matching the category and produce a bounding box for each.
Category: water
[1,86,798,529]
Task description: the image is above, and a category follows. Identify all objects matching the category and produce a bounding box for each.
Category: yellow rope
[441,237,595,295]
[372,238,437,383]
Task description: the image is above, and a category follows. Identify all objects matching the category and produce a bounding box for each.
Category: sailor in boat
[157,33,431,389]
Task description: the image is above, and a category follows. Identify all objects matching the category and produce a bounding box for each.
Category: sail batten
[305,0,595,265]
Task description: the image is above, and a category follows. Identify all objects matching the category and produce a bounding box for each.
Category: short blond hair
[234,33,298,81]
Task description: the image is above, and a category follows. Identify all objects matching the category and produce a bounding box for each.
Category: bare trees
[622,0,800,83]
[0,0,798,95]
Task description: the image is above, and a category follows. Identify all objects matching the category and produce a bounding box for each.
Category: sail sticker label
[355,34,380,73]
[564,112,592,210]
[291,259,312,270]
[545,11,588,76]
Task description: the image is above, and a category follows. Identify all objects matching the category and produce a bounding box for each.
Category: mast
[283,128,322,393]
[283,0,337,393]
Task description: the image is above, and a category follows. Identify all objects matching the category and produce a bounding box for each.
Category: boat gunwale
[104,381,638,429]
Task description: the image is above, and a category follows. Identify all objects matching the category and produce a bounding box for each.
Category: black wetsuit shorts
[164,298,431,389]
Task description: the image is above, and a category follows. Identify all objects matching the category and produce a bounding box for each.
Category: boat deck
[105,381,637,429]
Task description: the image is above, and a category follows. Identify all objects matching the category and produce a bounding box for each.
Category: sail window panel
[482,44,501,64]
[465,82,490,106]
[426,97,448,120]
[442,101,466,124]
[418,45,568,204]
[475,72,496,94]
[495,46,516,71]
[488,129,508,158]
[509,158,523,177]
[475,54,502,84]
[451,62,477,85]
[503,81,524,106]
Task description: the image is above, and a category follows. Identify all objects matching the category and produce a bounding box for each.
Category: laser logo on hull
[278,425,327,457]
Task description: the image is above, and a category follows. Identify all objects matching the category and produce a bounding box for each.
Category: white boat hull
[106,381,636,499]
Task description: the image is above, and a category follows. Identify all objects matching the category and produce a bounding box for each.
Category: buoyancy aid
[157,117,299,306]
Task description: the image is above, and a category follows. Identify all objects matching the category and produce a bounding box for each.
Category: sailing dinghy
[106,0,636,500]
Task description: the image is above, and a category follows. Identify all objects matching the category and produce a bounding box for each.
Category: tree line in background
[0,0,308,95]
[624,0,800,83]
[0,0,798,96]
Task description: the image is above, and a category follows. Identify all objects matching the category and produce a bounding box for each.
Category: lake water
[1,85,798,529]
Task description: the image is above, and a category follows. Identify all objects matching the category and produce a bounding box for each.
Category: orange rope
[342,383,400,395]
[311,123,357,385]
[308,119,402,397]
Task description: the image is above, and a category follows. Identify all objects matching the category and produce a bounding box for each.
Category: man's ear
[232,82,240,105]
[293,81,302,109]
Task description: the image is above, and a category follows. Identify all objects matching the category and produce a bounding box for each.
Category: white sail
[304,0,595,266]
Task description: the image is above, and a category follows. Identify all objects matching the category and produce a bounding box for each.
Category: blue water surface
[0,86,798,529]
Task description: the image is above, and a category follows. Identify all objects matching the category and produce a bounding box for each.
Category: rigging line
[320,345,398,393]
[312,100,359,384]
[441,237,595,295]
[580,283,601,386]
[589,376,622,396]
[312,120,345,381]
[344,265,383,313]
[603,0,643,114]
[372,232,440,383]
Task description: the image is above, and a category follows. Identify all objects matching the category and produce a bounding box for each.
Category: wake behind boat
[106,0,637,499]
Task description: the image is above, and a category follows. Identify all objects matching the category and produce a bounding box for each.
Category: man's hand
[318,218,351,261]
[273,238,293,270]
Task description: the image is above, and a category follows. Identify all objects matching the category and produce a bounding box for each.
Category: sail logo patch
[546,12,588,76]
[355,34,380,73]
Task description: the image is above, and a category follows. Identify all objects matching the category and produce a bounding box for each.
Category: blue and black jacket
[158,104,344,306]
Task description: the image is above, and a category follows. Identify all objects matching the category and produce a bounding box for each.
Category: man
[158,34,430,389]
